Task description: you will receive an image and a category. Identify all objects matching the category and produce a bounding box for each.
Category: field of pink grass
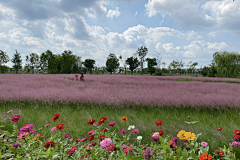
[0,74,240,108]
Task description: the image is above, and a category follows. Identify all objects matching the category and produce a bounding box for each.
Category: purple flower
[12,115,20,122]
[201,142,208,147]
[172,137,179,142]
[231,141,240,147]
[108,121,116,126]
[18,124,34,133]
[13,143,21,147]
[132,129,139,134]
[64,133,69,138]
[90,141,96,147]
[120,129,126,133]
[144,147,152,159]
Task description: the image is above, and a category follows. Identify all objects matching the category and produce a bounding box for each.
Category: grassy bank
[0,101,239,154]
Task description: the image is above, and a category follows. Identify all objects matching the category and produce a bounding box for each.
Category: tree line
[0,48,240,78]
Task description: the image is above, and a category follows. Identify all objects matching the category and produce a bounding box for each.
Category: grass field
[1,74,240,156]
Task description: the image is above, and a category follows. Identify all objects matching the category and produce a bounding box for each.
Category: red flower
[99,117,107,125]
[155,120,162,126]
[217,127,223,131]
[89,136,94,141]
[169,141,175,147]
[56,124,65,130]
[102,127,107,132]
[219,152,224,156]
[158,130,164,136]
[87,119,96,125]
[106,144,115,151]
[234,134,240,141]
[128,143,132,145]
[99,135,106,141]
[81,155,88,159]
[75,138,80,142]
[23,123,28,126]
[53,113,61,122]
[44,140,55,149]
[234,130,240,135]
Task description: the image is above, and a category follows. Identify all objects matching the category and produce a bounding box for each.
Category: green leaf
[191,151,198,160]
[0,125,6,128]
[176,146,182,158]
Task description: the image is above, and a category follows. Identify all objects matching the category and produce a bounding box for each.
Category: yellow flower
[188,132,196,141]
[177,130,186,140]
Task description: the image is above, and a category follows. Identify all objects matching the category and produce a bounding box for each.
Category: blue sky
[0,0,240,68]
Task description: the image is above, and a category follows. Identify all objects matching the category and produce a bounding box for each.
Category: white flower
[128,125,135,130]
[137,136,142,141]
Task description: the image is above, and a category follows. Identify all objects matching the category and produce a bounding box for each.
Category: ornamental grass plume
[12,115,20,122]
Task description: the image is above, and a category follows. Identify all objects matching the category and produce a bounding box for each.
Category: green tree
[25,55,31,73]
[208,62,218,77]
[0,50,10,73]
[60,50,77,74]
[11,50,22,74]
[202,66,209,77]
[119,55,127,75]
[146,58,157,75]
[106,53,119,74]
[213,51,240,78]
[83,59,95,74]
[125,56,139,75]
[28,53,39,74]
[135,46,148,75]
[40,50,54,74]
[169,60,178,73]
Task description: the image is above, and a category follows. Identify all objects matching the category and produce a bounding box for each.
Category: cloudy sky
[0,0,240,68]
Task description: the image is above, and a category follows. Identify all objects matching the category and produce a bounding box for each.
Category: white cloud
[208,31,216,38]
[134,11,138,16]
[106,7,121,19]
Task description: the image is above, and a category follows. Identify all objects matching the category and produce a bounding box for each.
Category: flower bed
[0,110,239,159]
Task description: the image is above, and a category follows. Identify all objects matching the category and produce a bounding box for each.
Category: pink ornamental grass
[1,74,240,108]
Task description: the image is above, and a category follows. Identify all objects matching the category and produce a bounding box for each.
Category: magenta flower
[13,143,21,147]
[80,136,88,142]
[124,147,133,155]
[120,129,126,133]
[108,121,116,126]
[30,129,36,135]
[182,139,188,143]
[201,142,208,147]
[64,133,70,138]
[68,146,77,155]
[132,129,139,134]
[18,124,34,133]
[12,115,20,122]
[122,145,127,149]
[231,141,240,147]
[100,138,112,148]
[172,137,179,142]
[90,141,96,146]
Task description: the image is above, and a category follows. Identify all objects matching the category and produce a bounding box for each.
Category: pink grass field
[0,74,240,108]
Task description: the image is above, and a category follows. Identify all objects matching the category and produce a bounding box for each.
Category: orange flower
[23,123,28,126]
[121,116,127,122]
[41,136,45,138]
[199,153,212,160]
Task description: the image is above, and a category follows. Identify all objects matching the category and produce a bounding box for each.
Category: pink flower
[12,115,20,122]
[201,142,208,147]
[90,141,96,146]
[100,138,112,148]
[80,137,88,142]
[65,133,70,138]
[132,129,139,134]
[108,121,116,126]
[70,138,73,142]
[87,130,94,136]
[68,146,77,155]
[34,133,40,139]
[7,110,13,113]
[120,129,126,133]
[30,129,36,135]
[38,127,42,130]
[17,132,28,141]
[51,126,56,132]
[124,147,133,155]
[81,155,88,159]
[44,124,50,127]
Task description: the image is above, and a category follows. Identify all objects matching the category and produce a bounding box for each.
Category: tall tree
[176,59,185,74]
[29,53,39,74]
[0,50,10,73]
[154,52,162,73]
[60,50,76,74]
[11,50,22,74]
[125,56,139,75]
[119,55,127,75]
[135,46,148,75]
[146,58,157,75]
[25,55,31,73]
[40,50,54,74]
[169,60,178,73]
[106,53,119,74]
[83,59,95,74]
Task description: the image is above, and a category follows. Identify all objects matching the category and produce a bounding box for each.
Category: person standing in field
[80,73,84,81]
[75,74,78,81]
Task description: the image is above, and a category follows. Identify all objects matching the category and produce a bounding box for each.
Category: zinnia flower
[18,124,34,133]
[30,129,36,135]
[53,113,60,122]
[64,133,69,138]
[13,143,21,147]
[87,130,94,136]
[234,130,240,135]
[44,124,50,127]
[201,142,208,147]
[120,129,126,133]
[217,127,223,131]
[87,119,96,125]
[124,147,133,155]
[56,124,65,130]
[68,146,77,155]
[23,123,28,126]
[100,138,112,148]
[34,133,40,139]
[80,136,88,142]
[81,155,88,159]
[158,130,164,136]
[75,138,80,142]
[99,117,107,125]
[219,152,224,156]
[89,135,94,141]
[132,129,139,134]
[106,144,115,151]
[70,138,73,142]
[7,110,13,113]
[199,153,212,160]
[17,132,28,141]
[51,126,56,132]
[231,141,240,147]
[90,141,96,146]
[137,136,142,140]
[99,135,106,141]
[12,115,20,122]
[172,137,179,142]
[128,125,135,130]
[155,120,162,126]
[44,140,55,149]
[177,130,186,140]
[108,121,116,126]
[121,116,127,122]
[102,127,107,132]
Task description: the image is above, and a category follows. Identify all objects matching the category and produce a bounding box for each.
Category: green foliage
[0,50,9,73]
[106,53,119,74]
[135,46,148,75]
[125,56,139,75]
[11,50,22,74]
[208,62,218,77]
[213,51,240,78]
[40,50,54,74]
[201,66,209,77]
[83,59,95,74]
[146,58,157,75]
